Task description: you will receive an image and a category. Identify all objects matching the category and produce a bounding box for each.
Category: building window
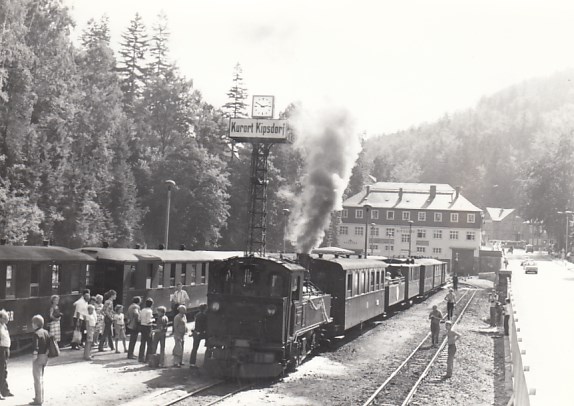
[371,227,379,237]
[433,229,443,239]
[339,226,348,235]
[5,265,15,299]
[466,231,476,241]
[451,213,459,222]
[30,264,40,297]
[433,247,442,254]
[371,244,379,250]
[342,209,348,218]
[417,229,426,238]
[418,212,426,221]
[402,211,410,221]
[416,247,426,253]
[356,209,364,219]
[467,213,476,223]
[401,234,410,243]
[51,265,61,294]
[450,230,459,240]
[371,210,379,220]
[385,245,394,251]
[387,210,395,220]
[355,227,364,236]
[386,228,395,237]
[434,212,442,222]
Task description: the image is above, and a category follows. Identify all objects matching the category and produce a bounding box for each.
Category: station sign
[229,118,291,143]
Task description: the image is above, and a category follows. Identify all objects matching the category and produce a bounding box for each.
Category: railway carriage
[205,256,332,378]
[417,258,438,296]
[79,247,240,315]
[0,245,95,350]
[308,258,387,335]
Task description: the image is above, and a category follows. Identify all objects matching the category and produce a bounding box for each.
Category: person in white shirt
[138,298,154,363]
[0,310,13,399]
[170,283,190,317]
[72,289,91,349]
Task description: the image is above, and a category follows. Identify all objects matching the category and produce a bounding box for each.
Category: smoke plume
[288,104,361,253]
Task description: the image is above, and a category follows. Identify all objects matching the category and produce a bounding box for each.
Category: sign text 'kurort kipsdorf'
[229,118,290,143]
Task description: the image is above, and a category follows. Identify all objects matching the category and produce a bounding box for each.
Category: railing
[507,282,536,405]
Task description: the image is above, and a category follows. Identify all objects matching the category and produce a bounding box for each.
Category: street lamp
[370,223,376,255]
[363,204,372,258]
[407,220,414,257]
[164,180,176,250]
[282,209,290,253]
[557,211,573,254]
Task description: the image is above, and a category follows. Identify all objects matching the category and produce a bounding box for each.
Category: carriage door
[291,275,304,334]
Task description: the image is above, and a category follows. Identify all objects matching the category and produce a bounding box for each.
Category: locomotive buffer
[229,95,291,256]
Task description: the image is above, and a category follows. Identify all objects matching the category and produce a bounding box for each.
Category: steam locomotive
[204,254,447,378]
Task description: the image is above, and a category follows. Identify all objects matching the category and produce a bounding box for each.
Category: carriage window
[187,264,197,285]
[270,274,283,297]
[360,272,365,294]
[30,264,40,297]
[243,268,256,285]
[170,264,176,287]
[376,271,380,289]
[354,273,359,295]
[51,264,61,294]
[370,271,375,291]
[200,263,207,284]
[146,264,153,289]
[126,265,136,289]
[84,264,94,292]
[175,263,182,285]
[5,265,15,299]
[347,273,352,297]
[157,265,164,288]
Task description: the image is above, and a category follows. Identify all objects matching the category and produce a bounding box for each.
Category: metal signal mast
[229,96,290,256]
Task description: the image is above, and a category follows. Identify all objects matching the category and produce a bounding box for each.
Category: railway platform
[0,321,209,406]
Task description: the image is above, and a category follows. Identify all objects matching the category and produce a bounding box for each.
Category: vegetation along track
[362,289,478,406]
[161,379,253,406]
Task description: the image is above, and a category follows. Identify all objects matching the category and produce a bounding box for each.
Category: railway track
[160,379,253,406]
[362,288,477,406]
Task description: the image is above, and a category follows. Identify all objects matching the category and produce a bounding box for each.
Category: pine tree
[118,13,149,109]
[149,12,170,78]
[222,62,249,119]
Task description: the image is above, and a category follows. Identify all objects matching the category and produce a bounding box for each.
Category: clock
[252,95,274,118]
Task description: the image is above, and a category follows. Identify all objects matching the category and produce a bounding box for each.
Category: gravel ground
[218,279,510,406]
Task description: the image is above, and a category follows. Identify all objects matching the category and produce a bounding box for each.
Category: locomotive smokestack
[297,253,312,269]
[287,105,360,253]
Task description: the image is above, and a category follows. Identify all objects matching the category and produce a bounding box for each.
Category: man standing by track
[444,289,456,320]
[429,305,443,347]
[444,321,461,378]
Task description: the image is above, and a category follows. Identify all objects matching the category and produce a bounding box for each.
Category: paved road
[508,252,574,406]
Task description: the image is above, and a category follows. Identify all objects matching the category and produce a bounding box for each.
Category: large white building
[338,182,483,274]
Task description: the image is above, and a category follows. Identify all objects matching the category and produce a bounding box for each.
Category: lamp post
[363,204,372,258]
[164,180,176,249]
[370,223,376,255]
[557,211,573,254]
[408,220,414,257]
[282,209,290,253]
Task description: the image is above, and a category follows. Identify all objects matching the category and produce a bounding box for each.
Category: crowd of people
[0,282,208,405]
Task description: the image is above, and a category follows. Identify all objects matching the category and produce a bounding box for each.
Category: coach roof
[0,245,95,262]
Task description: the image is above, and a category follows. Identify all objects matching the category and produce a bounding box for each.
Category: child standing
[151,306,168,367]
[31,315,50,405]
[84,305,97,361]
[94,295,104,351]
[113,305,127,353]
[0,310,13,399]
[172,305,187,367]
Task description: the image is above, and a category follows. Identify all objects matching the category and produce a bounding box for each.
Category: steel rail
[362,289,473,406]
[160,380,226,406]
[400,289,477,406]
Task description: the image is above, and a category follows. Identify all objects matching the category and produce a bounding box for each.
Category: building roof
[343,182,481,212]
[485,207,516,222]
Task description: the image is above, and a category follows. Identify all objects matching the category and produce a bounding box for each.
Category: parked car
[522,260,538,274]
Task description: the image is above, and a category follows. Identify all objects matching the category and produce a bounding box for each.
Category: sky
[63,0,574,136]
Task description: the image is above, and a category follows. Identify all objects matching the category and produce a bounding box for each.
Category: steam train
[0,244,239,349]
[204,254,448,378]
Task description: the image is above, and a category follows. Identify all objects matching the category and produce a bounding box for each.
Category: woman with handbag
[48,295,62,346]
[99,290,116,352]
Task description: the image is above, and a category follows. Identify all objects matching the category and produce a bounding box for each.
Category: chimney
[455,186,461,200]
[430,185,437,199]
[366,185,371,196]
[102,241,109,248]
[398,188,403,201]
[179,244,186,251]
[42,240,50,247]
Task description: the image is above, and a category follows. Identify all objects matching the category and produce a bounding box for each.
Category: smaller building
[482,208,547,248]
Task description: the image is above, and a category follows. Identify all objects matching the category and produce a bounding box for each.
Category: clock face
[252,95,274,118]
